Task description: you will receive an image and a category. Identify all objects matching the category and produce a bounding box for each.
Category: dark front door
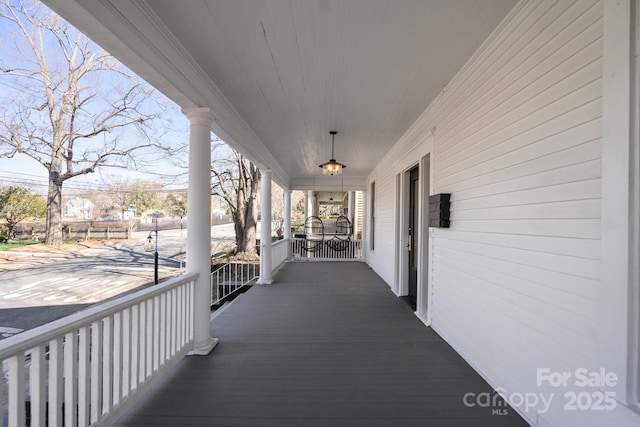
[408,165,419,310]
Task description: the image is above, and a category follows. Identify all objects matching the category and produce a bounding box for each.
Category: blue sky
[0,0,193,195]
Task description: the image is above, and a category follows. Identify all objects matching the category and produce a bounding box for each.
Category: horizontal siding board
[436,76,602,181]
[437,118,601,189]
[433,263,599,356]
[431,295,597,411]
[438,98,602,187]
[452,157,601,202]
[433,243,599,303]
[431,282,598,368]
[438,230,601,260]
[432,266,599,365]
[435,235,600,280]
[450,218,600,239]
[434,0,601,153]
[437,26,602,167]
[451,178,600,211]
[434,249,599,325]
[432,0,593,145]
[450,198,601,221]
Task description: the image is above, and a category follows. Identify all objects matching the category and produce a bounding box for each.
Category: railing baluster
[103,316,113,416]
[78,326,90,426]
[146,299,153,378]
[215,270,218,301]
[8,353,25,427]
[30,345,46,427]
[182,284,188,346]
[48,337,63,427]
[183,286,188,347]
[64,331,78,427]
[176,288,183,349]
[130,305,139,392]
[139,302,146,385]
[153,295,160,372]
[160,293,167,366]
[0,357,4,427]
[171,289,177,356]
[121,308,131,399]
[166,290,172,360]
[90,321,103,423]
[188,281,194,340]
[113,312,122,406]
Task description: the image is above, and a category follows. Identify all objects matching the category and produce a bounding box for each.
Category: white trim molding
[601,0,639,414]
[628,0,640,412]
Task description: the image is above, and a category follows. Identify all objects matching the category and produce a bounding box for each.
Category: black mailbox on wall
[429,193,451,228]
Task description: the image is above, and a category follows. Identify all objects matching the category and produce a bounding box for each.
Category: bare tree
[211,142,261,254]
[271,183,305,238]
[0,0,169,244]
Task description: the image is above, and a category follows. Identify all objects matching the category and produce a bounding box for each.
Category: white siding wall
[366,168,397,286]
[368,1,639,425]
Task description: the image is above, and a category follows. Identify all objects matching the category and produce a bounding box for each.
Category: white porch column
[304,192,309,219]
[354,191,361,240]
[283,190,292,240]
[259,169,273,284]
[184,108,217,355]
[307,190,316,217]
[283,189,292,260]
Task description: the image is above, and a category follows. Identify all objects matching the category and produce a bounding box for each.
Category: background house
[63,197,94,220]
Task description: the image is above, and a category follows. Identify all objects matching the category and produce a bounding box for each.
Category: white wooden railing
[0,274,196,427]
[271,238,289,272]
[210,262,259,305]
[290,238,361,261]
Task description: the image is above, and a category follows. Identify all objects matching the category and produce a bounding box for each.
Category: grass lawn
[0,239,40,251]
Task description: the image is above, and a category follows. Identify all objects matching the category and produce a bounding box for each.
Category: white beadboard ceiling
[41,0,517,189]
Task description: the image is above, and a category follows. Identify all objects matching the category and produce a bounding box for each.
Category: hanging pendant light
[319,131,346,175]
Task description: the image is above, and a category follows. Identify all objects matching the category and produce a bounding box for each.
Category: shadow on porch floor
[115,262,528,426]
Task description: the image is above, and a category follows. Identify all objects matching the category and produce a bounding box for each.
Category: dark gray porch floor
[116,262,529,427]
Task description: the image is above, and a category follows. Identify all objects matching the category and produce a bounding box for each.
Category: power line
[0,174,188,195]
[0,78,25,93]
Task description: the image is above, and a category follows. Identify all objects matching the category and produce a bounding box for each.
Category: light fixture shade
[320,159,346,175]
[319,131,346,175]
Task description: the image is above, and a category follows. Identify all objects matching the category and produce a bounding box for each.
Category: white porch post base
[188,337,219,356]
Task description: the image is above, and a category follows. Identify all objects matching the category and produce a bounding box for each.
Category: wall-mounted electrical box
[428,193,450,228]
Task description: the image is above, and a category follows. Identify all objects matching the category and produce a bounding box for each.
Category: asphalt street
[0,223,236,338]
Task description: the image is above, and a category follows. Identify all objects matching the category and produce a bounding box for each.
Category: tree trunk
[234,194,258,253]
[242,194,258,252]
[234,209,246,251]
[45,173,63,245]
[233,163,261,254]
